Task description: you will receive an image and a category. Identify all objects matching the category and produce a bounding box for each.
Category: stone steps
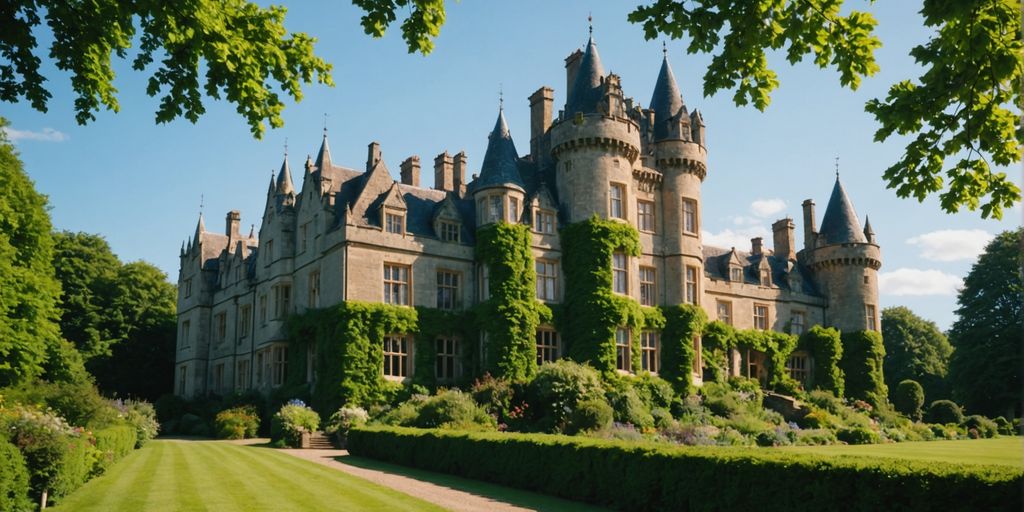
[307,431,335,449]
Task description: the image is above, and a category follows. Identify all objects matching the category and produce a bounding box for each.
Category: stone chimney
[226,210,241,238]
[529,87,554,159]
[564,49,583,105]
[434,151,454,192]
[366,142,382,172]
[751,237,763,256]
[400,156,420,187]
[772,218,796,261]
[801,199,816,250]
[452,151,467,195]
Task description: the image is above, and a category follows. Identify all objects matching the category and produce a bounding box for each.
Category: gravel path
[273,444,538,512]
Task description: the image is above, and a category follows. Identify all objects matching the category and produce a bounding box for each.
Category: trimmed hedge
[93,425,138,472]
[0,438,31,512]
[348,427,1023,512]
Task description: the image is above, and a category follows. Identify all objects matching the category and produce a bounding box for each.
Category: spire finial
[588,12,593,36]
[323,113,328,135]
[499,83,504,110]
[662,40,667,57]
[834,156,840,178]
[199,194,204,216]
[284,137,288,157]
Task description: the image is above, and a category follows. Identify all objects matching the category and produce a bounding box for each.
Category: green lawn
[51,440,446,512]
[780,437,1024,467]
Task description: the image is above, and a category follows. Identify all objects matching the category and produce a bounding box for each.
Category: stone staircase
[307,431,335,450]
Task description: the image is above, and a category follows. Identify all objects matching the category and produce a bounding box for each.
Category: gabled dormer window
[533,208,556,234]
[759,265,772,287]
[439,221,460,242]
[729,267,742,283]
[385,212,405,234]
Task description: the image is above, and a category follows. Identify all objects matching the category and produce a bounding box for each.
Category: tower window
[612,252,628,294]
[639,266,656,306]
[637,200,655,232]
[508,197,519,222]
[685,266,699,304]
[865,305,877,331]
[609,183,625,219]
[682,198,698,234]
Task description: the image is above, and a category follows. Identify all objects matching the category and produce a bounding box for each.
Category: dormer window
[533,209,556,234]
[385,212,405,234]
[439,221,460,242]
[730,267,742,282]
[760,268,771,287]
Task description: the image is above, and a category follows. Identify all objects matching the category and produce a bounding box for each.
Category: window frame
[238,305,251,340]
[435,337,460,382]
[609,182,626,219]
[716,300,733,325]
[271,345,288,387]
[436,269,461,310]
[308,271,321,308]
[637,199,655,233]
[865,304,877,331]
[753,303,769,330]
[790,311,806,335]
[533,208,556,234]
[536,328,560,366]
[640,330,659,373]
[535,259,558,302]
[440,221,461,242]
[639,266,656,306]
[612,252,628,295]
[383,263,412,306]
[383,334,411,380]
[385,211,405,234]
[682,197,698,235]
[615,327,631,373]
[684,265,699,305]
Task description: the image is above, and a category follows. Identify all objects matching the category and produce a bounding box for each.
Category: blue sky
[4,1,1019,330]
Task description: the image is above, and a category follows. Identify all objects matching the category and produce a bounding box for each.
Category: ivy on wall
[700,320,736,383]
[474,223,547,382]
[699,320,800,393]
[798,325,845,397]
[659,304,706,395]
[413,307,478,389]
[840,330,887,408]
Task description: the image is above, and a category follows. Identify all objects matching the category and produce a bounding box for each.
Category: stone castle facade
[174,35,881,397]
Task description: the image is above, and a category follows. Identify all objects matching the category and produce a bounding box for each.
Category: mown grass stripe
[51,440,153,511]
[201,443,320,510]
[170,440,210,512]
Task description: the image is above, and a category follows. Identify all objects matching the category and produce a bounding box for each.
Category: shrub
[651,408,673,429]
[325,406,370,447]
[414,391,495,431]
[926,400,964,424]
[2,379,118,429]
[837,427,880,445]
[349,427,1023,512]
[993,416,1014,436]
[92,425,137,474]
[892,380,925,421]
[631,374,676,410]
[471,373,515,419]
[526,360,604,432]
[962,415,998,439]
[270,400,320,448]
[607,386,654,429]
[0,438,31,512]
[215,406,260,440]
[798,410,834,429]
[659,423,721,446]
[805,390,845,414]
[153,394,188,427]
[177,413,210,437]
[377,397,427,427]
[567,399,613,434]
[598,422,645,442]
[794,428,837,446]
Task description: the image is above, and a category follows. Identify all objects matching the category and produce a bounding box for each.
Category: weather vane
[588,12,593,35]
[323,113,328,135]
[663,41,667,57]
[284,137,288,157]
[499,83,504,110]
[835,156,840,178]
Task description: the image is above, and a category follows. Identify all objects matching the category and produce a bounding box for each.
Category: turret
[648,48,707,305]
[803,176,882,332]
[472,106,525,225]
[550,33,640,224]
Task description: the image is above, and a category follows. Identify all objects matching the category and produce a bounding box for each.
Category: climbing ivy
[700,320,737,383]
[475,223,547,382]
[798,325,845,397]
[413,307,478,389]
[659,304,706,395]
[561,217,643,375]
[840,330,887,408]
[698,320,799,394]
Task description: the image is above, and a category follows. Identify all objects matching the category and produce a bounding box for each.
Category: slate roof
[472,108,525,191]
[818,177,866,245]
[565,36,605,115]
[650,55,687,141]
[702,245,819,296]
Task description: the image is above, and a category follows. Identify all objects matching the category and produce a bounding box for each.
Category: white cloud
[878,268,962,296]
[2,127,68,143]
[702,227,771,251]
[906,229,994,262]
[729,215,762,226]
[750,198,786,218]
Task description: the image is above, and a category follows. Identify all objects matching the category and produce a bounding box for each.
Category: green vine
[475,223,547,382]
[798,325,845,397]
[840,330,887,408]
[659,304,706,395]
[698,320,799,394]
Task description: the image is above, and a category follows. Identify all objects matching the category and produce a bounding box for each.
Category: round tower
[803,177,882,332]
[648,51,708,305]
[550,35,640,224]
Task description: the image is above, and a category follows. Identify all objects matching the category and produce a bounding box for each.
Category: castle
[174,34,881,397]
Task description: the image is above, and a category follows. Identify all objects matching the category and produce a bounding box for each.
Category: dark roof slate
[650,56,687,141]
[565,36,605,115]
[471,108,525,191]
[819,177,866,245]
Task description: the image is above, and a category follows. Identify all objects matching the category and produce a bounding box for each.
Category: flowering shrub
[325,406,369,447]
[215,406,260,440]
[109,399,159,447]
[270,401,320,448]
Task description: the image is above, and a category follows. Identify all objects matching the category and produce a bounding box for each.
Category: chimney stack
[452,151,467,195]
[400,156,420,187]
[529,87,554,159]
[772,218,796,261]
[434,151,454,192]
[226,210,241,238]
[751,237,763,256]
[801,199,817,250]
[366,142,382,172]
[564,50,583,105]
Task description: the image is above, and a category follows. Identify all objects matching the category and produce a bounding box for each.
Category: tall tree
[948,228,1022,418]
[880,306,953,401]
[88,262,177,400]
[0,118,63,386]
[52,232,122,361]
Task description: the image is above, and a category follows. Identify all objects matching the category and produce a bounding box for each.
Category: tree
[1,0,333,138]
[88,262,177,400]
[880,306,953,401]
[0,118,63,386]
[892,379,925,421]
[52,232,123,361]
[947,228,1022,418]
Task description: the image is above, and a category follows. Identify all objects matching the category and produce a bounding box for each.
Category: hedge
[348,427,1023,512]
[0,438,31,512]
[93,425,138,472]
[840,330,888,408]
